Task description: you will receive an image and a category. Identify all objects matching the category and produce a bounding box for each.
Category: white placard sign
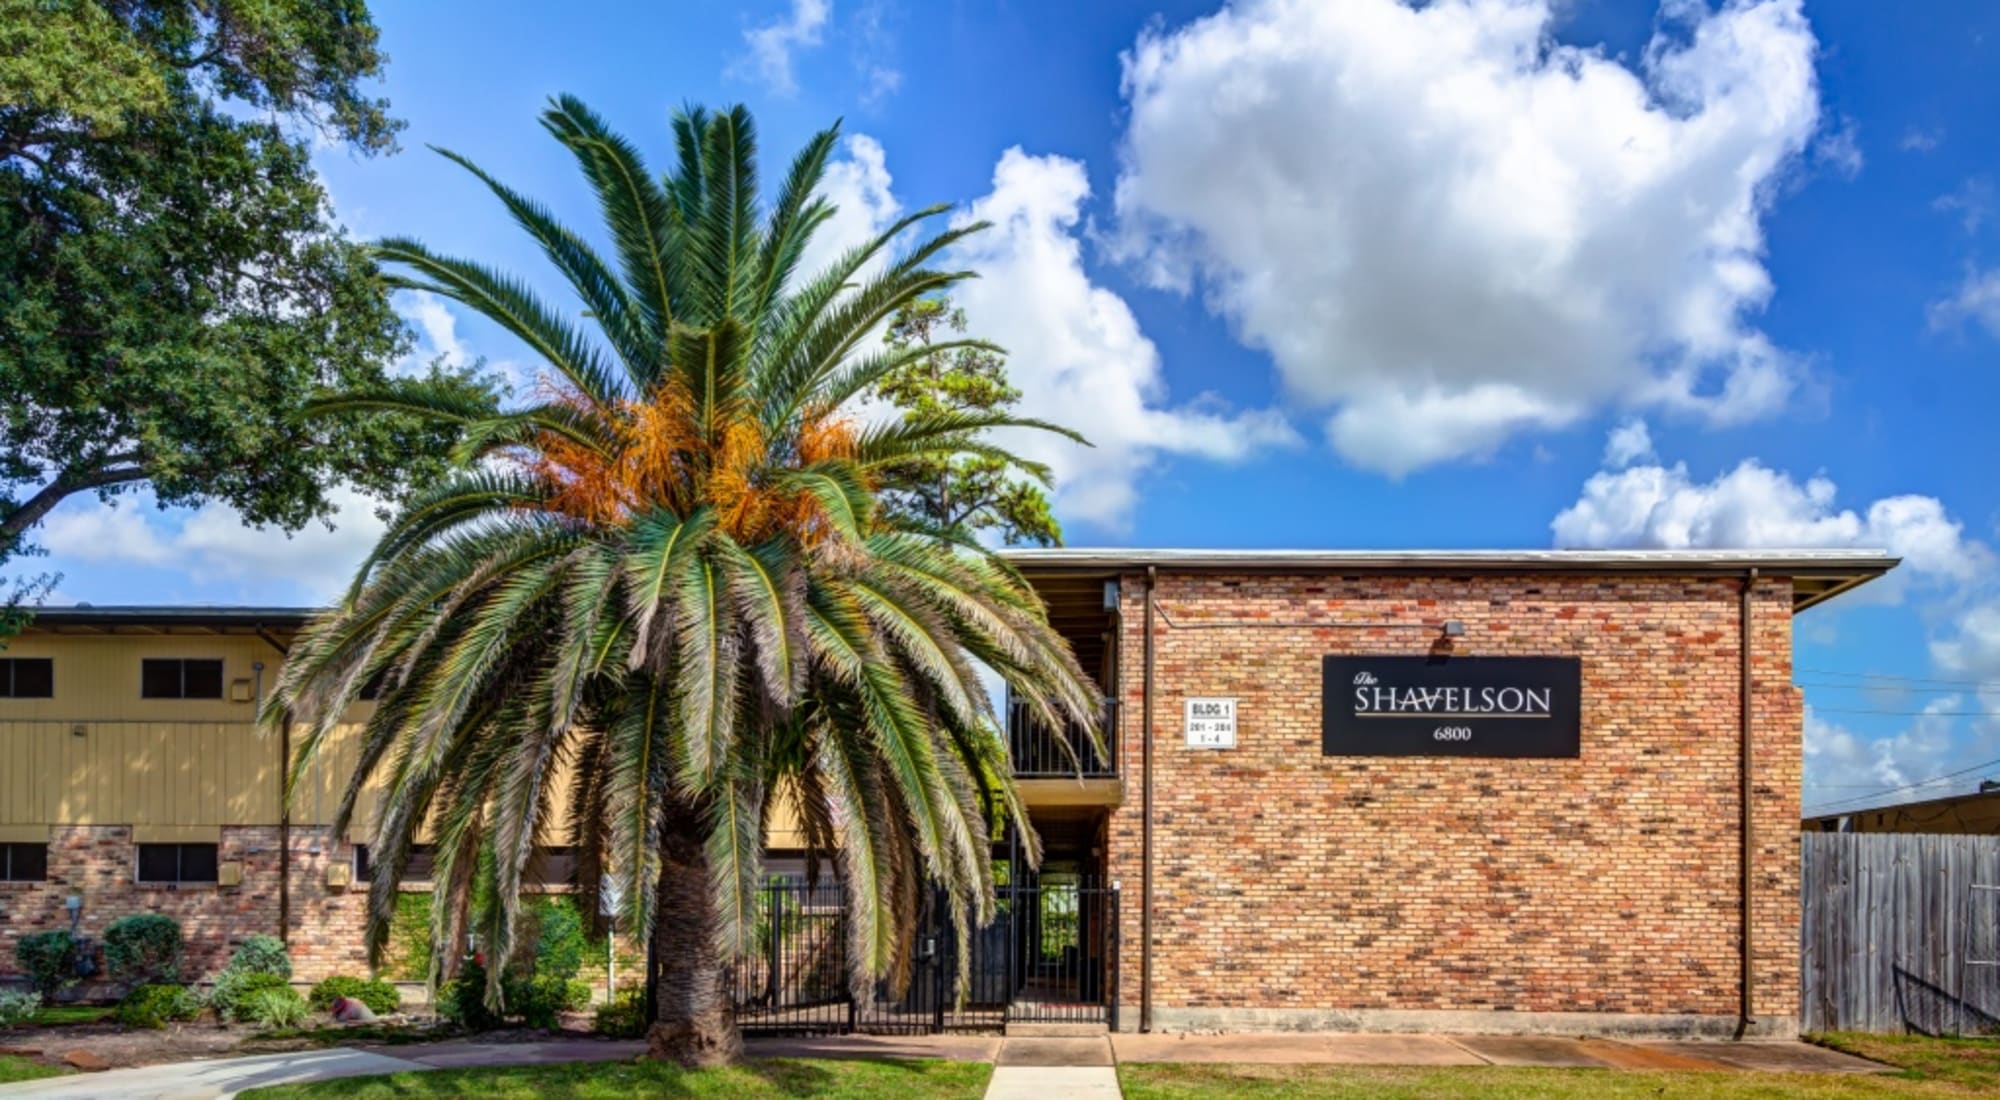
[1184,697,1237,749]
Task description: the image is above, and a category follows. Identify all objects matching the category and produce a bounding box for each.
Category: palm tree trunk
[646,790,742,1067]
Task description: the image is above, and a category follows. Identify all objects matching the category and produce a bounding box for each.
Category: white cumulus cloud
[41,486,387,605]
[799,136,1298,529]
[1602,417,1656,470]
[1111,0,1825,474]
[1552,454,1988,585]
[738,0,832,96]
[1929,266,2000,340]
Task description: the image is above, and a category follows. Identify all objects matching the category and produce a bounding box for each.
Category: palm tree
[268,98,1100,1066]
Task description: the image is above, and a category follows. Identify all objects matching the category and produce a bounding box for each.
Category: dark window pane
[7,843,47,881]
[182,661,224,700]
[526,846,576,887]
[137,844,179,882]
[178,844,218,883]
[141,660,183,699]
[11,659,52,699]
[405,845,435,882]
[353,844,371,881]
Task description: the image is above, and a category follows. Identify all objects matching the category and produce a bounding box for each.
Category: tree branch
[0,461,147,545]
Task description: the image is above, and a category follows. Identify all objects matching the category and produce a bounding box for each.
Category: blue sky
[32,0,2000,813]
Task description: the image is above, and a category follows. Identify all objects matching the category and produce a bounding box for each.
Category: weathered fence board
[1801,832,2000,1034]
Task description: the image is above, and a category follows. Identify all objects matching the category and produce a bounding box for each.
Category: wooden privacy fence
[1801,832,2000,1034]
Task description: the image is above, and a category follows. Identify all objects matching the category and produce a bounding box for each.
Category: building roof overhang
[997,547,1898,613]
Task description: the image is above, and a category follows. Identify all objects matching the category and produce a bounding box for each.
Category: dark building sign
[1322,655,1581,758]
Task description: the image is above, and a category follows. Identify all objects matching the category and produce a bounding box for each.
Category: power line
[1802,754,2000,815]
[1798,667,2000,690]
[1797,681,1974,694]
[1809,706,1993,717]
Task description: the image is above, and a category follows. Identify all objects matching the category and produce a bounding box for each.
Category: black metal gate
[732,875,1118,1034]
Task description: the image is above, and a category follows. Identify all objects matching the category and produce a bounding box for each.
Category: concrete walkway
[0,1038,645,1100]
[986,1037,1119,1100]
[1111,1032,1887,1073]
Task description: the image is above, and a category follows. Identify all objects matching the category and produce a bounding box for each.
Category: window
[136,843,218,885]
[0,658,52,698]
[0,843,46,882]
[525,846,577,887]
[353,843,371,882]
[141,659,224,699]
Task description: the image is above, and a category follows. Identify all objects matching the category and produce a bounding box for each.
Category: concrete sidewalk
[0,1038,646,1100]
[1111,1032,1887,1073]
[986,1037,1119,1100]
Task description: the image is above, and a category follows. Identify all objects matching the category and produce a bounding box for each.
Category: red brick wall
[1106,571,1801,1032]
[0,826,371,984]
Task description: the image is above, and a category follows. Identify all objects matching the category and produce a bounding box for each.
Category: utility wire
[1798,667,2000,690]
[1802,754,2000,815]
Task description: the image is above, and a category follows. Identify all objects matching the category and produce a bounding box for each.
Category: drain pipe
[1141,566,1156,1033]
[1738,568,1757,1035]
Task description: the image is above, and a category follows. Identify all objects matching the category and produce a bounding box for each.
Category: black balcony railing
[1007,698,1117,778]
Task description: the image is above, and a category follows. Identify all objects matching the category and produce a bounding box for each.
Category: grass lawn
[29,1004,113,1026]
[0,1055,67,1084]
[238,1057,992,1100]
[1809,1031,2000,1093]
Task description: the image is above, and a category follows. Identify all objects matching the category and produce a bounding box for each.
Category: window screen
[140,659,225,699]
[0,843,46,881]
[0,658,53,698]
[136,843,218,884]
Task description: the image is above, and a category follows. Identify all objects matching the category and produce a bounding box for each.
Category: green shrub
[435,959,503,1032]
[591,987,644,1039]
[528,898,586,981]
[115,983,200,1029]
[385,893,434,981]
[243,985,308,1029]
[103,915,183,986]
[307,975,400,1016]
[224,935,291,979]
[13,931,75,1002]
[0,989,39,1028]
[211,971,293,1022]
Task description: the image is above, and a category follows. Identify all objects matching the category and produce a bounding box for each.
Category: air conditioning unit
[326,861,353,889]
[217,861,244,888]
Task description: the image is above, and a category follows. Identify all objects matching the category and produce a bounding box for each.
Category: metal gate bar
[733,875,1118,1035]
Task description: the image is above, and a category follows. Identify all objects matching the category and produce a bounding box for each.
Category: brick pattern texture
[1106,572,1801,1025]
[0,825,370,982]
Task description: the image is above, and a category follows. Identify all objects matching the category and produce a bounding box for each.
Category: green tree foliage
[874,297,1063,546]
[0,1,488,594]
[273,97,1100,1067]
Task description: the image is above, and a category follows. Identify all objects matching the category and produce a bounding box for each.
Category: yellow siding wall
[0,635,377,830]
[0,635,574,842]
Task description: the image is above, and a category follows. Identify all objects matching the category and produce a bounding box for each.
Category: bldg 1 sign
[1322,656,1581,758]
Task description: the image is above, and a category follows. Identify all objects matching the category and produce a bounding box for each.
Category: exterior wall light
[1442,620,1466,638]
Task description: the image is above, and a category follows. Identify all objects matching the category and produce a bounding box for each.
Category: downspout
[1739,568,1757,1034]
[1141,566,1156,1033]
[255,627,292,948]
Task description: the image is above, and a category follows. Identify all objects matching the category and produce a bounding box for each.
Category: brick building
[1007,549,1891,1038]
[0,549,1892,1038]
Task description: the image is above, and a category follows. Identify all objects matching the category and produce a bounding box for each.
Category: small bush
[385,893,434,981]
[307,975,400,1016]
[13,931,75,1003]
[115,983,200,1029]
[435,959,503,1032]
[591,987,644,1038]
[0,989,39,1028]
[529,898,586,981]
[103,914,183,986]
[212,971,293,1022]
[224,934,292,979]
[243,985,308,1029]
